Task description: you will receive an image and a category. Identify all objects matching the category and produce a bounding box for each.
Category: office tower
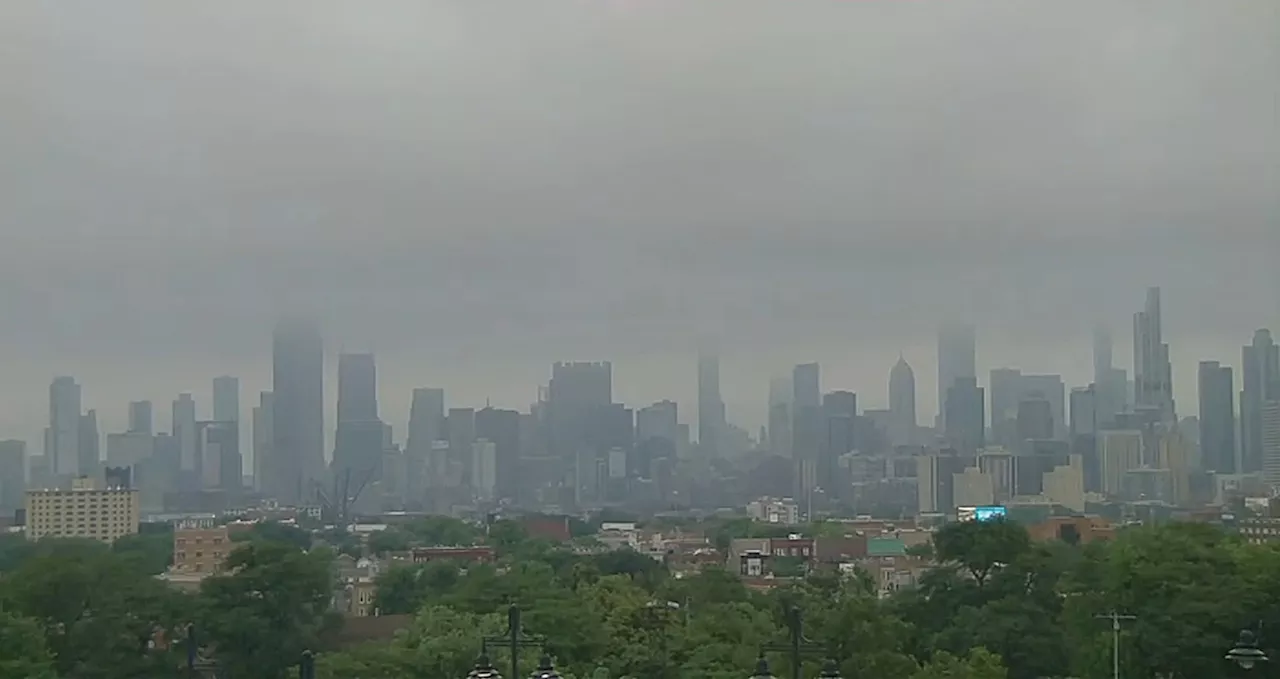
[1198,361,1237,474]
[1021,375,1066,439]
[106,431,154,469]
[791,363,821,496]
[1099,430,1143,496]
[212,376,240,424]
[1242,330,1280,474]
[1042,455,1086,512]
[1158,429,1192,505]
[25,479,139,543]
[128,401,153,435]
[937,322,977,427]
[953,467,995,507]
[197,421,240,489]
[334,353,383,484]
[471,440,497,501]
[548,361,613,461]
[270,319,325,505]
[1016,396,1054,443]
[889,357,917,447]
[697,354,726,455]
[406,387,446,497]
[1132,287,1175,421]
[251,392,273,490]
[78,410,100,478]
[989,368,1024,447]
[1094,326,1113,386]
[448,407,476,485]
[46,376,81,477]
[636,401,679,445]
[172,394,197,475]
[768,376,792,458]
[1263,402,1280,489]
[0,440,25,515]
[475,407,520,501]
[1070,386,1098,436]
[945,377,985,455]
[337,353,378,425]
[821,391,857,493]
[916,451,968,514]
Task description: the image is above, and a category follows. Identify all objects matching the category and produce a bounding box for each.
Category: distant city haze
[1,0,1277,453]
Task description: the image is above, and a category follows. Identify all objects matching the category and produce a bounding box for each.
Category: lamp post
[299,650,315,679]
[528,654,562,679]
[756,606,835,679]
[644,600,681,679]
[482,604,547,679]
[469,652,503,679]
[1227,630,1270,670]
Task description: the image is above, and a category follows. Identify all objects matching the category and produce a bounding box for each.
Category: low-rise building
[410,545,496,564]
[25,477,139,543]
[173,524,233,575]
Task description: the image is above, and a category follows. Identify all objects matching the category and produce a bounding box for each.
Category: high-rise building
[768,376,792,458]
[270,319,325,505]
[334,353,383,484]
[1263,401,1280,489]
[448,408,476,485]
[889,357,916,447]
[821,391,857,494]
[697,355,726,456]
[1099,430,1143,496]
[1198,361,1237,474]
[636,401,679,446]
[337,354,378,425]
[548,362,612,469]
[46,376,82,477]
[989,368,1024,447]
[791,363,821,496]
[1069,386,1098,437]
[212,376,240,424]
[406,388,446,498]
[476,407,520,500]
[1021,375,1066,440]
[128,401,153,435]
[945,377,985,455]
[1016,397,1054,444]
[471,440,497,501]
[172,394,197,475]
[78,409,100,479]
[1092,327,1126,427]
[1132,287,1175,422]
[251,391,273,490]
[197,421,241,489]
[1093,326,1113,387]
[0,440,26,515]
[106,431,154,469]
[1241,330,1280,474]
[937,322,977,427]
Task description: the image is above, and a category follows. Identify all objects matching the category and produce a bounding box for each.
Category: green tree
[199,541,337,679]
[367,528,413,555]
[932,519,1030,588]
[911,648,1008,679]
[112,523,175,575]
[0,610,58,679]
[232,521,313,550]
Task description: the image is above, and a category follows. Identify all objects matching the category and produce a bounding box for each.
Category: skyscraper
[212,376,240,424]
[888,357,916,447]
[406,388,446,495]
[697,354,726,455]
[0,440,25,514]
[128,401,153,435]
[1132,287,1175,421]
[172,394,197,475]
[269,320,325,505]
[1241,330,1280,474]
[937,323,977,427]
[78,409,100,478]
[791,363,822,473]
[944,376,985,455]
[337,353,378,425]
[46,376,81,477]
[251,391,273,491]
[475,407,520,501]
[1093,325,1113,387]
[1198,361,1237,474]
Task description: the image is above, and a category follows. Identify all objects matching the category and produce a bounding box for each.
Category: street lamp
[529,653,561,679]
[1227,630,1270,670]
[749,653,776,679]
[818,659,843,679]
[483,605,546,679]
[469,650,502,679]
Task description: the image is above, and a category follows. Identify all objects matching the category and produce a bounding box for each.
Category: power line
[1096,612,1137,679]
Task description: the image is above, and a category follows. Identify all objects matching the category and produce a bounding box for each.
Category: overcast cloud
[1,0,1277,449]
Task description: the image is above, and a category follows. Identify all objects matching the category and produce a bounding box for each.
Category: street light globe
[469,653,502,679]
[529,654,561,679]
[749,653,776,679]
[1226,630,1270,670]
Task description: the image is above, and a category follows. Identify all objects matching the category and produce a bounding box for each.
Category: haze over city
[2,0,1277,447]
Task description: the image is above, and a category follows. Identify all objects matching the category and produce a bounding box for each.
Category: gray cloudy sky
[2,0,1277,451]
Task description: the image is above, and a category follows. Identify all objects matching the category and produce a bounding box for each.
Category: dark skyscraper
[476,407,521,501]
[212,376,240,424]
[821,391,856,492]
[697,354,726,456]
[407,387,446,496]
[1241,330,1280,474]
[1133,287,1175,421]
[269,319,324,505]
[1198,361,1236,474]
[945,376,985,455]
[937,323,977,427]
[337,353,378,425]
[549,361,612,460]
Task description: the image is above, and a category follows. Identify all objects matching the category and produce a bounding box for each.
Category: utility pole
[1096,612,1136,679]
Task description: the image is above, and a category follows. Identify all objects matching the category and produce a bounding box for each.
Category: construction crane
[313,467,372,532]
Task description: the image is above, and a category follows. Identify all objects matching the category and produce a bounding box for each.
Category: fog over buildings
[0,0,1277,453]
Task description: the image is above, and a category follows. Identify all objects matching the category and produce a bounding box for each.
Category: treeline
[3,517,1280,679]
